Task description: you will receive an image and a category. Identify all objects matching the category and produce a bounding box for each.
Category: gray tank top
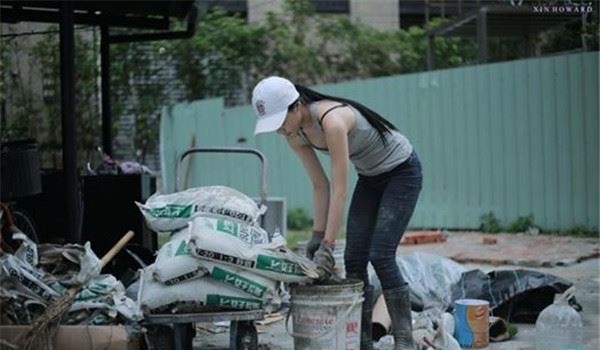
[300,102,413,176]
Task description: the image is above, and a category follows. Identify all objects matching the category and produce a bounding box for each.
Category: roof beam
[0,8,171,29]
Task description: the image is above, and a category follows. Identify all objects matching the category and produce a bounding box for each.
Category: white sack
[138,266,265,314]
[191,215,270,246]
[153,230,208,285]
[187,216,316,283]
[0,254,58,302]
[199,260,279,302]
[13,232,38,266]
[136,185,266,232]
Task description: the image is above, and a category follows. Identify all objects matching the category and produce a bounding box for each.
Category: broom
[13,230,135,350]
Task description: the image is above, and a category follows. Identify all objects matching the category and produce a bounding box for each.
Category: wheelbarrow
[143,147,270,350]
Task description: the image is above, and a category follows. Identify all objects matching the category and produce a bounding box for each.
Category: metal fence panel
[160,52,598,231]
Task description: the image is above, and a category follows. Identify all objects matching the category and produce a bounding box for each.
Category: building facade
[207,0,513,30]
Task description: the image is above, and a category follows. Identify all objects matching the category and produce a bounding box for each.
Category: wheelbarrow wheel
[173,322,194,350]
[230,320,258,350]
[145,325,174,350]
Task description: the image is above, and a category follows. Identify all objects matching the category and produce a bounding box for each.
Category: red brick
[401,231,447,245]
[483,236,498,245]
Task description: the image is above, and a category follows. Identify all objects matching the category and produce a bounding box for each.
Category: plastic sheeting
[369,252,467,311]
[368,253,580,323]
[451,268,579,323]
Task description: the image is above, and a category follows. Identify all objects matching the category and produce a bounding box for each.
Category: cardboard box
[0,325,140,350]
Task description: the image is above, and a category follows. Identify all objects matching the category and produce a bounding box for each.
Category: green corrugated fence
[160,52,599,231]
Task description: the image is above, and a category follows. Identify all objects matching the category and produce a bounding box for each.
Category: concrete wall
[350,0,399,30]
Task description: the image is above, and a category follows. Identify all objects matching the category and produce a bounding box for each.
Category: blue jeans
[344,151,422,290]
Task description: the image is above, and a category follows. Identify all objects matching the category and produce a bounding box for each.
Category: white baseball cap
[252,76,300,135]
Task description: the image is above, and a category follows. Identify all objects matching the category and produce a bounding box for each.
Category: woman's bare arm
[287,135,330,233]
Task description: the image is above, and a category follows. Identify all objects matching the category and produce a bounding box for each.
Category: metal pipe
[108,4,198,43]
[100,25,112,156]
[427,34,435,70]
[477,7,488,63]
[59,0,80,243]
[0,9,171,30]
[175,147,268,208]
[425,0,434,70]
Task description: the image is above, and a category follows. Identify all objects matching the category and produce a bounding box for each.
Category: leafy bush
[506,214,535,233]
[479,211,504,233]
[564,225,599,237]
[480,211,599,236]
[287,207,313,231]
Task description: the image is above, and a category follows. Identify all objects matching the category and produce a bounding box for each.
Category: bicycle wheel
[10,205,39,243]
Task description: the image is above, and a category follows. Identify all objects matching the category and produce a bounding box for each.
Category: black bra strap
[319,103,347,127]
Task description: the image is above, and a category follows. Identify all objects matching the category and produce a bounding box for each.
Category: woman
[252,76,422,350]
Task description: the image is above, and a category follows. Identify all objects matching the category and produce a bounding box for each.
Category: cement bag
[13,232,38,266]
[36,241,102,286]
[153,230,208,285]
[191,215,270,246]
[187,217,317,283]
[56,274,143,322]
[0,254,59,303]
[136,185,266,232]
[138,266,264,314]
[199,260,280,303]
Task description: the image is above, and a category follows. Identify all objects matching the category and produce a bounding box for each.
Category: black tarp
[451,268,581,323]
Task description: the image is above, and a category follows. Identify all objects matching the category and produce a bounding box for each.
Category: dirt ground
[191,232,599,350]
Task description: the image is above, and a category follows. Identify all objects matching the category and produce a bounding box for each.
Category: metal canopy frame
[426,4,591,69]
[1,0,198,243]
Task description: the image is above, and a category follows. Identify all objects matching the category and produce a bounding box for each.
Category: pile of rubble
[0,233,141,326]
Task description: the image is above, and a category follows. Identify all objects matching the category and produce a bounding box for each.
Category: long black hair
[294,84,397,145]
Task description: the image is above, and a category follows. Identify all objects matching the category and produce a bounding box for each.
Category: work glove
[313,241,335,274]
[306,230,325,259]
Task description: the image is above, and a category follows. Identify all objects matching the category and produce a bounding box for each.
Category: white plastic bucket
[287,279,364,350]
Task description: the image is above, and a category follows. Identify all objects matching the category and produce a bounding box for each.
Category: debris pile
[368,252,580,349]
[0,233,142,326]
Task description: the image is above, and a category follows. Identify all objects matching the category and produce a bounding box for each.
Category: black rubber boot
[383,284,415,350]
[361,285,374,350]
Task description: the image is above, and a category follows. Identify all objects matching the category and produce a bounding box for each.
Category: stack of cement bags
[136,186,318,315]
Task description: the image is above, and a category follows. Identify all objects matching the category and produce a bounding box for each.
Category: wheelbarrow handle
[175,147,268,207]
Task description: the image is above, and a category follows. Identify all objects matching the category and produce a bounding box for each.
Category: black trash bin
[1,139,42,200]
